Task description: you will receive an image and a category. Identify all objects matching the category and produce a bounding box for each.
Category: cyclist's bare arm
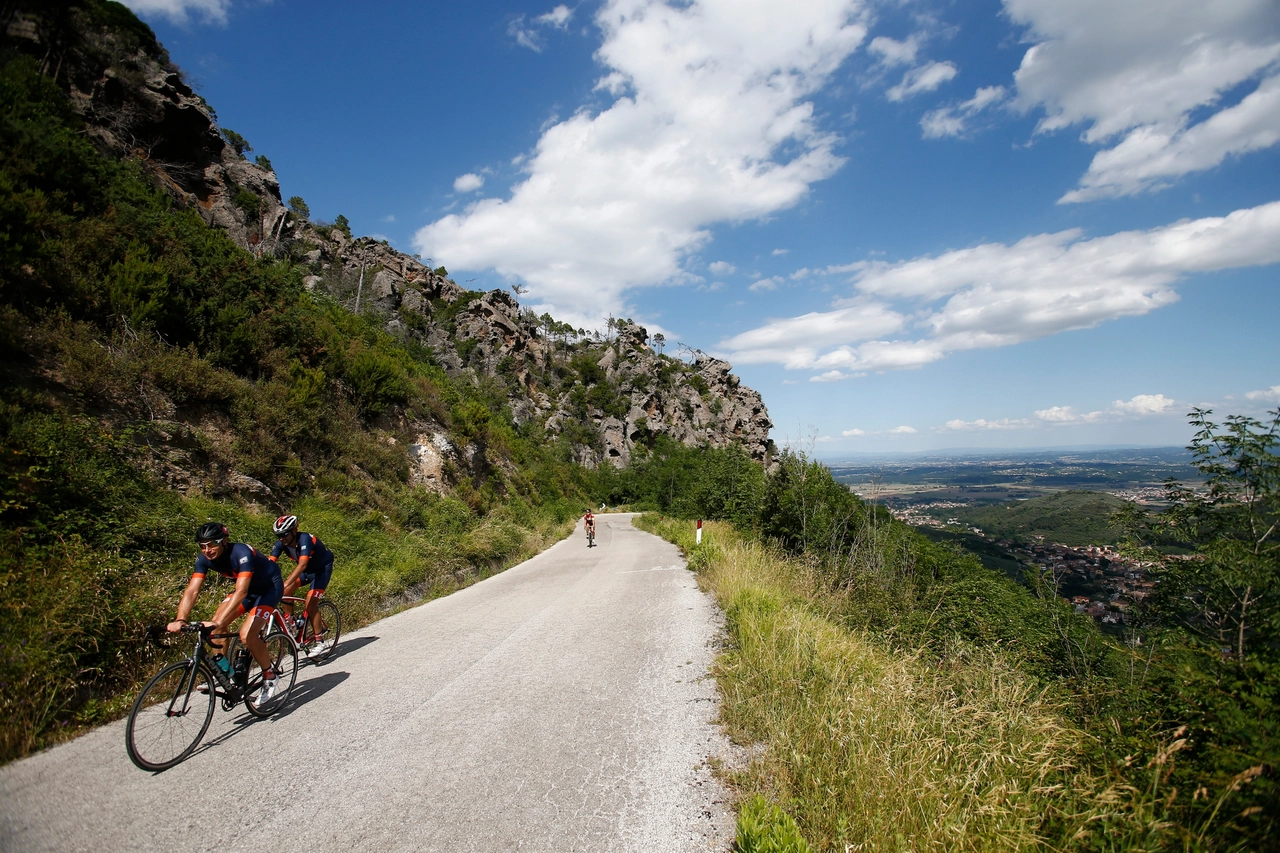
[274,553,309,594]
[167,574,206,633]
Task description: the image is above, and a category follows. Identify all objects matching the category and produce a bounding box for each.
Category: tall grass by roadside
[636,515,1223,853]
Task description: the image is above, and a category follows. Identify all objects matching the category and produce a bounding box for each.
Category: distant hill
[945,490,1128,546]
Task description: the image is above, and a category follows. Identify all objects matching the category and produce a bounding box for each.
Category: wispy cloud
[835,425,915,437]
[886,60,957,102]
[867,34,919,67]
[720,200,1280,376]
[940,394,1178,432]
[537,5,573,28]
[419,0,869,322]
[509,5,575,52]
[709,260,737,275]
[749,276,782,292]
[120,0,229,25]
[921,85,1007,138]
[1003,0,1280,201]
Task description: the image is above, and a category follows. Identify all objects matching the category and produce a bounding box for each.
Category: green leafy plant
[736,796,813,853]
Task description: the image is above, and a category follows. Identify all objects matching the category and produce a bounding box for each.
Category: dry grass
[634,515,1197,853]
[711,538,1079,852]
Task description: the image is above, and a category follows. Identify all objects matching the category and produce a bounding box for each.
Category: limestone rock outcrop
[2,1,774,474]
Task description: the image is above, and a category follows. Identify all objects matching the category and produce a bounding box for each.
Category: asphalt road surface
[0,513,736,852]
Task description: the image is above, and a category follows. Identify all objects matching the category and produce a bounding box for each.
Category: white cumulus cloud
[418,0,869,321]
[1111,393,1175,416]
[1245,384,1280,402]
[1004,0,1280,200]
[1034,405,1098,423]
[453,173,485,193]
[120,0,229,25]
[709,260,737,275]
[720,200,1280,375]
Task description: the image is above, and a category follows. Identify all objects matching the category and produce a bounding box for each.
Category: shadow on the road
[178,670,352,765]
[315,634,378,665]
[270,670,349,720]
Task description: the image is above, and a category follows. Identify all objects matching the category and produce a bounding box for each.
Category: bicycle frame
[278,594,335,644]
[159,623,244,703]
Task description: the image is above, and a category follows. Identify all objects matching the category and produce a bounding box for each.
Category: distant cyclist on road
[168,522,284,702]
[270,514,336,656]
[584,509,595,545]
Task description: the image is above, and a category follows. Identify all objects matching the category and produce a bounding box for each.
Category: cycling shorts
[299,560,334,594]
[224,576,283,615]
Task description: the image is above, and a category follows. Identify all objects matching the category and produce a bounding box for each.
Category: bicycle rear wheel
[125,661,215,771]
[303,599,342,663]
[244,629,298,718]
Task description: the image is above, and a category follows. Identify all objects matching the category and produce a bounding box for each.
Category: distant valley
[827,448,1200,633]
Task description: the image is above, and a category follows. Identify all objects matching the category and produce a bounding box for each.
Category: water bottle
[210,653,233,686]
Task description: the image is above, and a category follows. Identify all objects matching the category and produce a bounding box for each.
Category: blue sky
[126,0,1280,452]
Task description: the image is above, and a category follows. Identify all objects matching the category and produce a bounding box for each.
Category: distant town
[841,448,1200,631]
[884,500,1155,630]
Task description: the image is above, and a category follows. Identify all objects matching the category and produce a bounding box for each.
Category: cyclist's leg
[304,562,333,635]
[239,602,273,673]
[281,575,301,616]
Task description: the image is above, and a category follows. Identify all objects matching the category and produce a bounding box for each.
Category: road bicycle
[227,595,341,664]
[125,621,298,771]
[278,594,342,662]
[586,524,595,548]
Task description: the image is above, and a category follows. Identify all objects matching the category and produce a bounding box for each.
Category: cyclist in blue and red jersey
[270,515,336,656]
[167,522,285,702]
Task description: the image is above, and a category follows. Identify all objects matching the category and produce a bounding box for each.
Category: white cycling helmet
[273,515,299,537]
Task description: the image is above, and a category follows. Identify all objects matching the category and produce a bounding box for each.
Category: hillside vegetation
[614,434,1277,851]
[946,490,1129,546]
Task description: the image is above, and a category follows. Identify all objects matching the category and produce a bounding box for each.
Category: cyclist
[584,509,595,544]
[167,522,284,702]
[270,514,335,656]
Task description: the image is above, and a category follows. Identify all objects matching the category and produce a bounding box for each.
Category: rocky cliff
[2,0,774,483]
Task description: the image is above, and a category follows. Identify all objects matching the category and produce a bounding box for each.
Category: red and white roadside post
[696,519,702,545]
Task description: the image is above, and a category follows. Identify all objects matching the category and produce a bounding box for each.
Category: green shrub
[736,796,813,853]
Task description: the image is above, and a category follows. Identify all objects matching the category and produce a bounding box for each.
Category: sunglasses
[198,538,226,551]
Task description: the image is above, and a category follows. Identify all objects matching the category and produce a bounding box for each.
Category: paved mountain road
[0,514,736,852]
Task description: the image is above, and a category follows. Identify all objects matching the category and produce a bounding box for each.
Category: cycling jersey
[272,532,335,593]
[271,532,333,568]
[194,543,282,602]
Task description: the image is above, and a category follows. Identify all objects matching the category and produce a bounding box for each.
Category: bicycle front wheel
[125,661,215,771]
[304,599,342,663]
[244,629,298,718]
